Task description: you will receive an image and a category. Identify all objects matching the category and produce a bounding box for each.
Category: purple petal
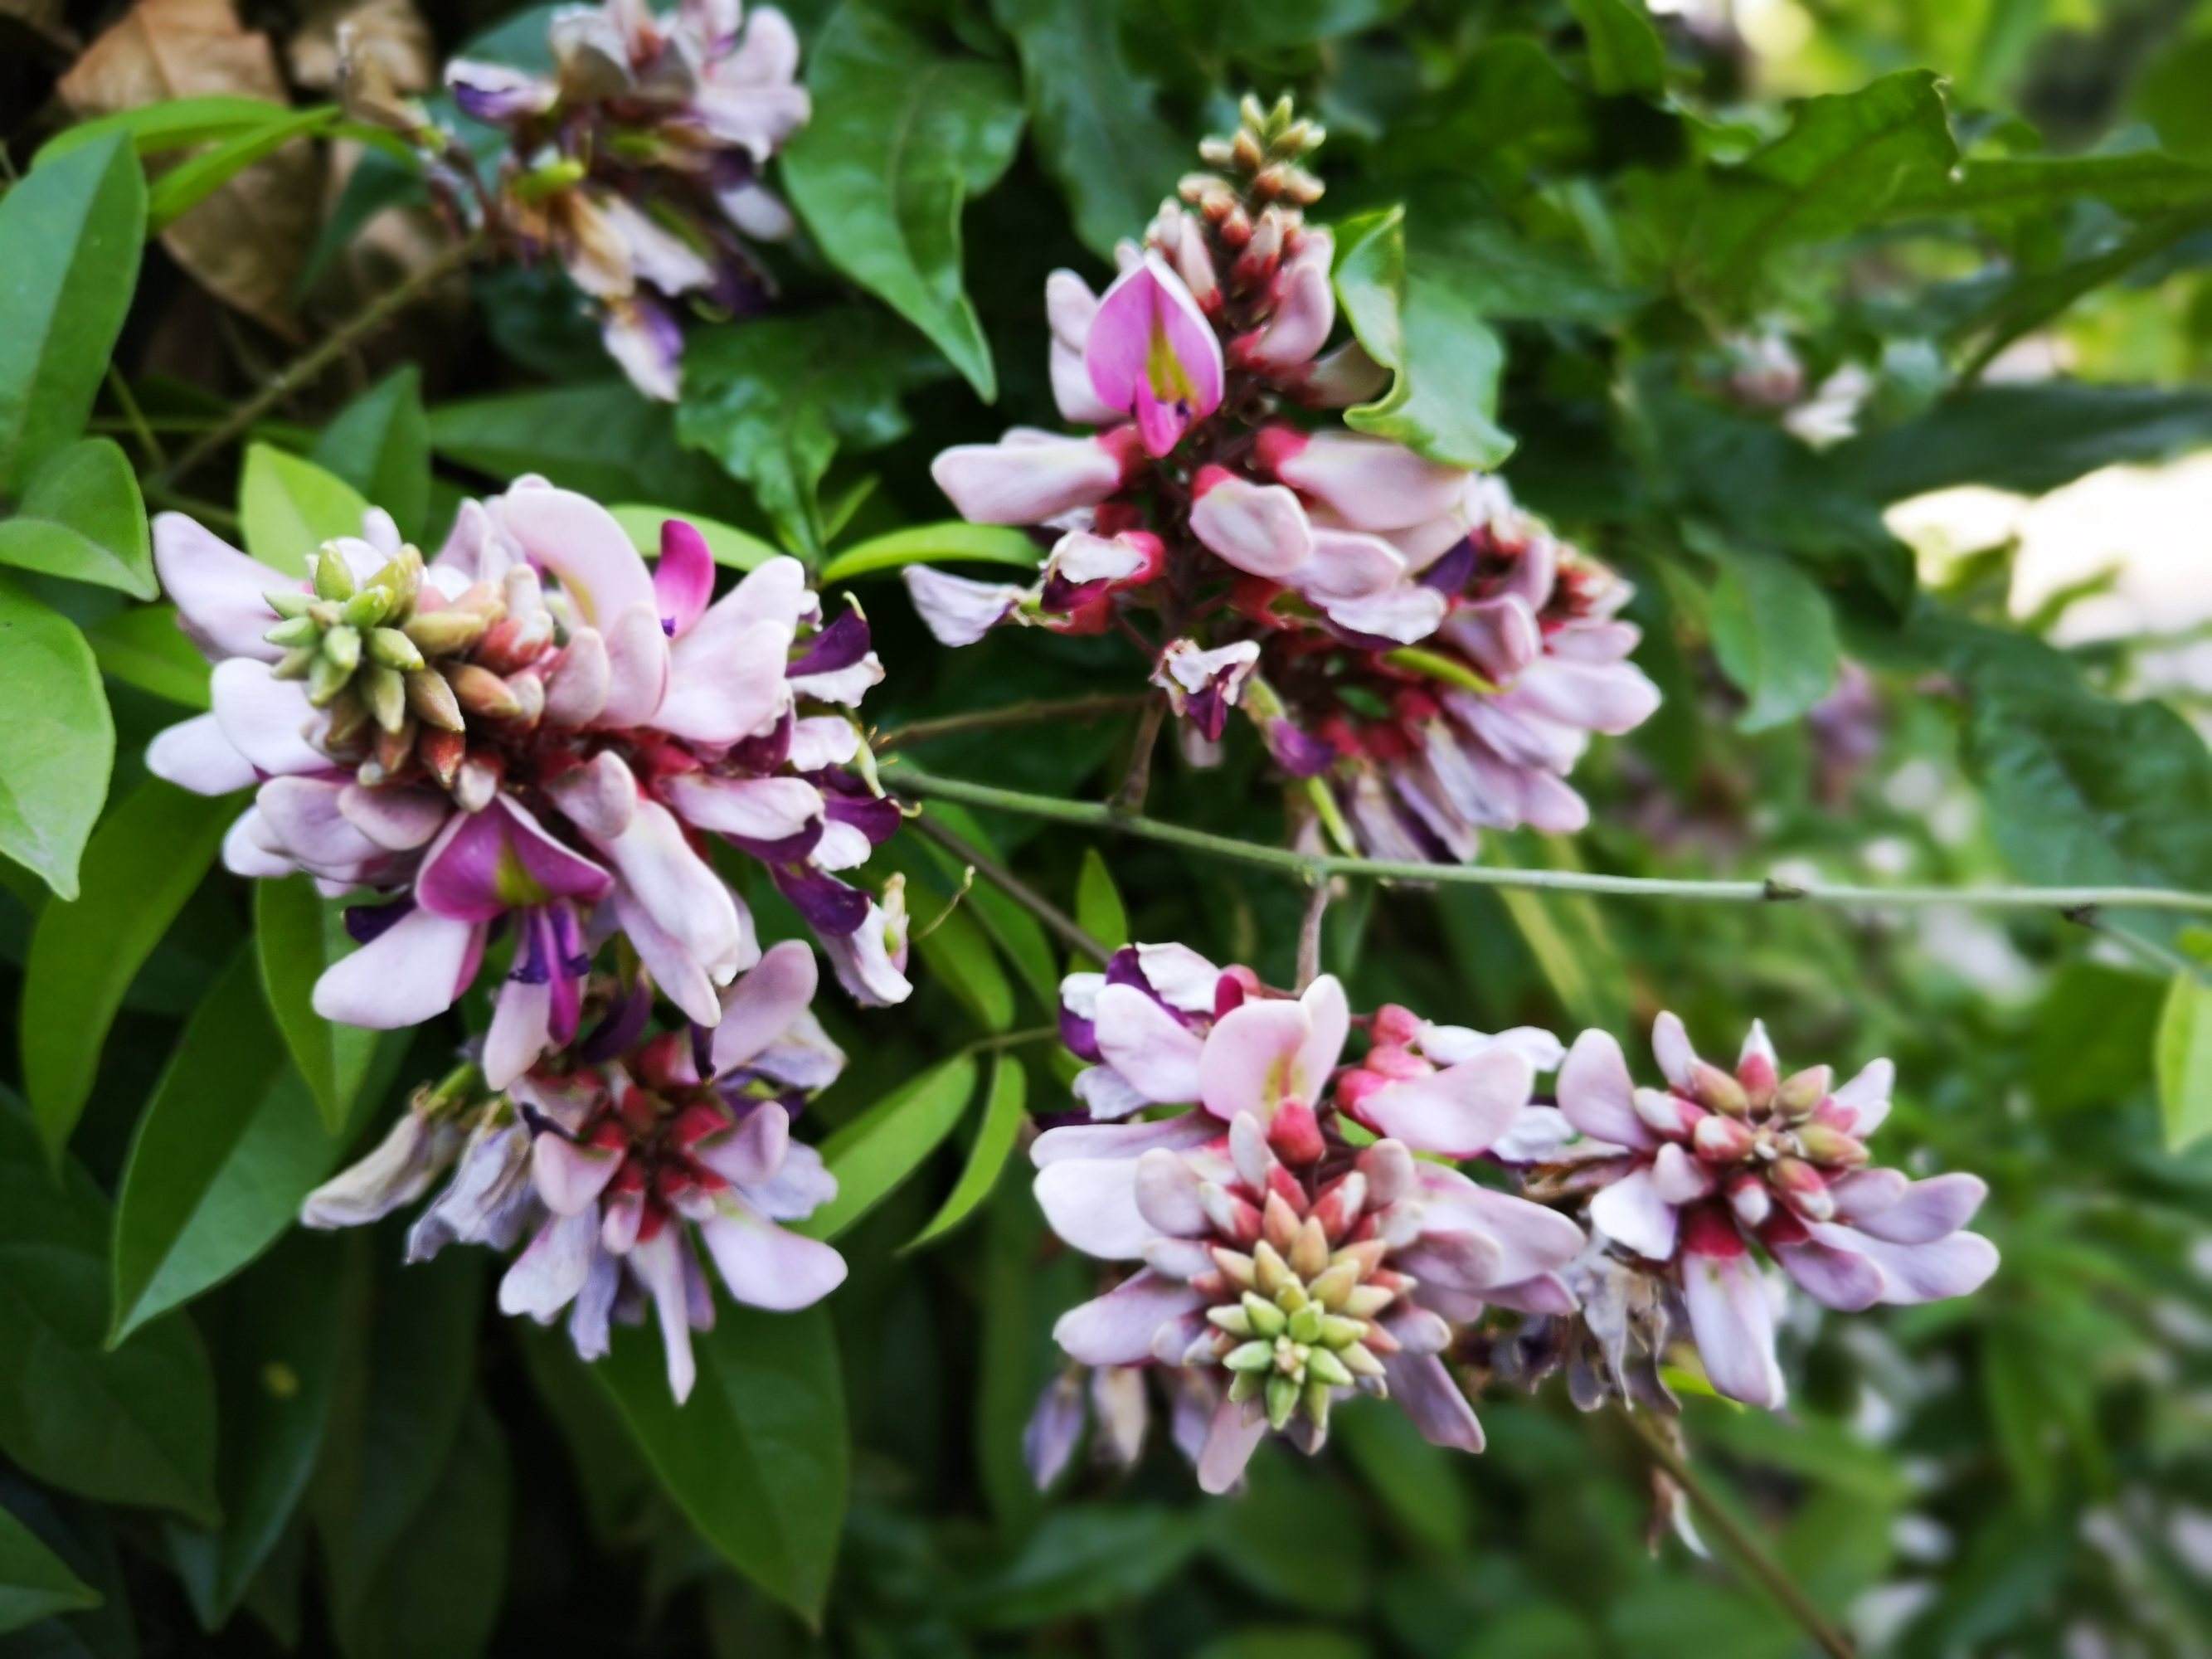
[1052,1268,1203,1365]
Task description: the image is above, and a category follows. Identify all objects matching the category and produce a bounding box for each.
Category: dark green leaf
[676,311,940,558]
[2154,974,2212,1151]
[911,802,1058,1011]
[904,1056,1027,1251]
[0,1088,219,1523]
[1333,205,1514,469]
[1835,383,2212,501]
[1566,0,1666,95]
[0,1502,100,1635]
[1680,71,1956,299]
[21,779,231,1158]
[0,439,155,598]
[163,1232,349,1630]
[84,603,211,709]
[1074,848,1128,951]
[1707,554,1840,732]
[594,1304,847,1627]
[799,1054,980,1241]
[990,0,1186,260]
[255,877,380,1136]
[312,367,432,545]
[1883,152,2212,220]
[237,444,371,576]
[1331,1398,1471,1555]
[428,381,746,512]
[957,1506,1204,1627]
[781,4,1024,401]
[0,578,115,901]
[0,136,146,495]
[911,889,1015,1032]
[817,523,1041,586]
[109,946,382,1342]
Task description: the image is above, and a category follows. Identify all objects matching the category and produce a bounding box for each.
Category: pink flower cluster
[904,96,1658,861]
[304,940,848,1399]
[1028,943,2001,1486]
[445,0,810,398]
[148,478,908,1101]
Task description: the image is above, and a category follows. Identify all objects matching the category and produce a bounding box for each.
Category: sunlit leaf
[0,579,116,902]
[798,1054,980,1241]
[904,1056,1028,1252]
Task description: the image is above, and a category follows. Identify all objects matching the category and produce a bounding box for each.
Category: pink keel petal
[1774,1238,1886,1311]
[1189,474,1312,578]
[700,1202,848,1310]
[497,485,658,628]
[1033,1156,1150,1260]
[1557,1029,1656,1149]
[664,774,822,844]
[1681,1248,1786,1408]
[1849,1172,1986,1244]
[1419,1176,1586,1283]
[694,1102,790,1189]
[1590,1167,1679,1260]
[654,521,717,635]
[1196,999,1309,1123]
[599,602,673,727]
[1359,1047,1532,1158]
[312,908,480,1028]
[661,616,794,745]
[1053,1269,1204,1366]
[1093,983,1205,1104]
[709,940,819,1077]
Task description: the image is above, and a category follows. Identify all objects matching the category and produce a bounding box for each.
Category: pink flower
[1083,255,1225,456]
[1035,944,1584,1488]
[1553,1014,1999,1409]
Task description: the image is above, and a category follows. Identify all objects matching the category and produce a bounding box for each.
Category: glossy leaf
[817,523,1042,586]
[312,367,431,545]
[593,1304,847,1626]
[255,876,380,1135]
[0,1089,219,1523]
[163,1232,349,1630]
[109,946,382,1343]
[237,444,371,576]
[0,577,116,902]
[781,4,1024,401]
[1707,553,1840,732]
[676,310,938,558]
[21,778,231,1159]
[2154,974,2212,1151]
[1075,848,1129,951]
[1334,205,1514,469]
[0,437,156,597]
[904,1056,1028,1252]
[609,504,781,572]
[0,134,146,496]
[991,0,1186,259]
[798,1053,980,1241]
[0,1502,99,1635]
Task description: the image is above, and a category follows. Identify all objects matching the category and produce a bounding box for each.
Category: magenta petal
[1052,1268,1203,1366]
[1085,255,1226,457]
[654,520,717,634]
[417,796,613,922]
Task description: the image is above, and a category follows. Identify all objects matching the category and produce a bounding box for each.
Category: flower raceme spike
[148,479,908,1088]
[1037,942,1587,1489]
[304,940,849,1401]
[436,0,810,399]
[1546,1014,1999,1409]
[906,94,1659,859]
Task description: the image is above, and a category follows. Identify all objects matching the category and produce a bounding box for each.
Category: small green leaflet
[904,1057,1028,1252]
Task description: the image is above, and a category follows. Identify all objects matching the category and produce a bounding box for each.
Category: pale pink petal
[1030,1112,1218,1168]
[1847,1172,1986,1244]
[699,1201,848,1310]
[1189,474,1312,578]
[709,940,818,1076]
[1053,1268,1204,1365]
[660,617,793,745]
[902,566,1030,645]
[338,784,449,852]
[1197,1395,1267,1494]
[1267,430,1469,530]
[1239,231,1334,371]
[1132,1147,1209,1237]
[599,601,673,727]
[629,1230,698,1403]
[484,975,553,1090]
[544,626,612,727]
[663,774,822,844]
[1557,1029,1656,1149]
[154,513,284,661]
[1650,1141,1715,1205]
[147,714,257,795]
[1831,1058,1895,1136]
[1417,1174,1585,1284]
[1383,1353,1485,1452]
[931,431,1129,524]
[1196,999,1308,1122]
[592,799,746,984]
[499,1210,600,1321]
[211,659,325,777]
[1773,1238,1885,1311]
[1815,1223,1998,1304]
[532,1133,623,1216]
[1296,975,1351,1095]
[1033,1156,1150,1259]
[1359,1047,1531,1157]
[311,908,479,1027]
[1590,1167,1679,1260]
[1094,983,1205,1104]
[1650,1011,1699,1091]
[1682,1247,1786,1408]
[498,484,658,628]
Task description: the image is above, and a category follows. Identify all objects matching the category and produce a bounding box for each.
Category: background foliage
[2,0,2211,1653]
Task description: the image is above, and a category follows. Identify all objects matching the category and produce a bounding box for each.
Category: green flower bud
[263,615,319,649]
[1223,1340,1275,1374]
[1242,1292,1287,1339]
[265,588,312,620]
[405,667,466,733]
[367,626,425,671]
[272,645,317,681]
[321,625,362,673]
[341,586,392,630]
[307,651,351,706]
[1265,1373,1299,1431]
[311,547,357,601]
[362,663,407,734]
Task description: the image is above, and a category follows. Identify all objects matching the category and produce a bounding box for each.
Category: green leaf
[2153,974,2212,1151]
[1835,383,2212,502]
[594,1304,847,1627]
[958,1506,1205,1628]
[0,1088,219,1523]
[428,381,746,512]
[1882,151,2212,220]
[84,604,212,709]
[817,522,1042,586]
[147,107,341,232]
[904,1056,1027,1252]
[0,438,155,597]
[109,946,382,1343]
[0,578,115,901]
[609,504,781,572]
[1566,0,1666,95]
[0,135,146,495]
[40,95,307,163]
[909,883,1015,1032]
[312,367,431,544]
[1680,71,1957,299]
[21,778,231,1158]
[1075,848,1129,951]
[1333,205,1514,469]
[1331,1399,1471,1556]
[780,3,1025,401]
[1706,553,1840,732]
[256,876,379,1135]
[907,802,1059,1014]
[0,1502,100,1635]
[237,444,372,576]
[163,1232,349,1630]
[990,0,1187,260]
[798,1053,980,1241]
[676,310,940,558]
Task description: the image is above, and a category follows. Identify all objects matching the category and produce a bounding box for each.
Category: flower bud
[1689,1061,1750,1117]
[368,626,425,672]
[1769,1157,1834,1220]
[312,547,357,601]
[342,586,392,630]
[1726,1174,1771,1228]
[444,662,523,721]
[307,650,351,706]
[405,667,466,732]
[362,662,407,734]
[403,606,496,657]
[1692,1113,1755,1164]
[264,615,319,649]
[1793,1122,1867,1170]
[1775,1065,1832,1118]
[265,587,312,620]
[321,625,362,673]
